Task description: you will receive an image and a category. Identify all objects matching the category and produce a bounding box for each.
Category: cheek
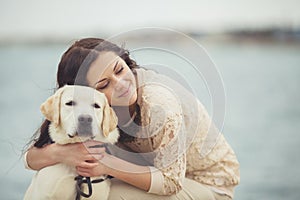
[102,91,113,105]
[60,110,76,131]
[124,68,134,80]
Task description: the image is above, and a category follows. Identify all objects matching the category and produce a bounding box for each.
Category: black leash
[74,143,113,200]
[75,175,110,200]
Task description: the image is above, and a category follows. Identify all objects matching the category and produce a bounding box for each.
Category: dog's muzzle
[76,114,93,137]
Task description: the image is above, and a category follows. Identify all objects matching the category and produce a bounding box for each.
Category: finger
[77,170,91,177]
[88,153,105,160]
[77,161,99,169]
[76,166,91,172]
[83,140,104,148]
[76,166,86,172]
[85,154,104,161]
[76,166,96,177]
[86,147,106,154]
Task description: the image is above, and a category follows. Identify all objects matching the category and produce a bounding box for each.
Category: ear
[102,99,118,137]
[40,87,65,127]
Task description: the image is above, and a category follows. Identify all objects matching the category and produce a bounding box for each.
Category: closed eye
[93,103,101,109]
[65,101,76,106]
[116,66,124,74]
[96,81,109,90]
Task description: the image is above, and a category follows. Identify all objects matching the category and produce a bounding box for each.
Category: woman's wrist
[49,143,63,164]
[26,143,60,170]
[100,154,151,191]
[39,143,62,166]
[101,153,117,175]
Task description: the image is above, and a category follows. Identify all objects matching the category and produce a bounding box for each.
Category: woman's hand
[75,152,112,177]
[53,140,106,169]
[27,141,151,191]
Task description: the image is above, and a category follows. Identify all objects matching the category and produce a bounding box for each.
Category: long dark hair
[32,38,139,148]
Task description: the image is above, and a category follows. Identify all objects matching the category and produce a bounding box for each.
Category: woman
[25,38,240,199]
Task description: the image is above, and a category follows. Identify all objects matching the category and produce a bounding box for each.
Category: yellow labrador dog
[24,85,119,200]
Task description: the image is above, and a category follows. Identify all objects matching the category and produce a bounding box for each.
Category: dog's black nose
[78,114,93,124]
[77,115,93,137]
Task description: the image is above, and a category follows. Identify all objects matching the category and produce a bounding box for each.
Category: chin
[113,92,137,106]
[128,92,138,105]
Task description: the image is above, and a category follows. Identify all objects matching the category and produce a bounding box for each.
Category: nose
[78,114,93,124]
[114,77,127,91]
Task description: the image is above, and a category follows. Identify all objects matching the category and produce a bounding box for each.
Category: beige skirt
[108,178,231,200]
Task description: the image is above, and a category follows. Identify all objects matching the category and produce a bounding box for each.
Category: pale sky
[1,0,300,40]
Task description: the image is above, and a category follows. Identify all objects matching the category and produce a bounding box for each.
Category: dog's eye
[93,103,101,109]
[65,101,76,106]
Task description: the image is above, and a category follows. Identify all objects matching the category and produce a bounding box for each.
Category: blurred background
[1,0,300,199]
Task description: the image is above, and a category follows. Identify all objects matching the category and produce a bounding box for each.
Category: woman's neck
[112,102,137,126]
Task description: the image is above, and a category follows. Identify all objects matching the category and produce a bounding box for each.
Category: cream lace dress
[115,68,240,198]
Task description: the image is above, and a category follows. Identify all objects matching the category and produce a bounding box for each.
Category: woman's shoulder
[139,83,181,113]
[136,68,181,107]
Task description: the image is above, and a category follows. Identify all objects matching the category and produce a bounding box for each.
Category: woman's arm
[76,153,152,192]
[26,141,152,191]
[104,155,152,191]
[26,141,105,170]
[26,144,58,170]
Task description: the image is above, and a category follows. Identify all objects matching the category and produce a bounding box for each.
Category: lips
[118,84,131,98]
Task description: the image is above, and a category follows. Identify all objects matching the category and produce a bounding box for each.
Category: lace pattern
[121,68,240,197]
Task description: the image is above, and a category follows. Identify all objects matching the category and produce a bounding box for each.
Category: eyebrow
[94,61,119,85]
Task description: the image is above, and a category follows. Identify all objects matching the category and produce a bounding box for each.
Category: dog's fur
[24,85,119,200]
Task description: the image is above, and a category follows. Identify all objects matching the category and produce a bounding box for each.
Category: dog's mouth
[68,133,95,140]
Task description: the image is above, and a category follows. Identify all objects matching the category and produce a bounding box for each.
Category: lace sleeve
[23,150,33,170]
[140,84,187,195]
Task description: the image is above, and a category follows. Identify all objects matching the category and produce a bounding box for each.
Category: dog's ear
[102,100,118,137]
[40,87,65,127]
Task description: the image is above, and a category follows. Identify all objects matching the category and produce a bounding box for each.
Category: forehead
[61,86,106,103]
[86,51,120,86]
[93,51,120,69]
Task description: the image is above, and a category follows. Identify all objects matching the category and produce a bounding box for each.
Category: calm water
[1,38,300,199]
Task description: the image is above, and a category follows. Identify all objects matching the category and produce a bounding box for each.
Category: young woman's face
[86,51,137,106]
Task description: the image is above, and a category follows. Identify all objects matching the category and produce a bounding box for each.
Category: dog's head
[40,85,119,144]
